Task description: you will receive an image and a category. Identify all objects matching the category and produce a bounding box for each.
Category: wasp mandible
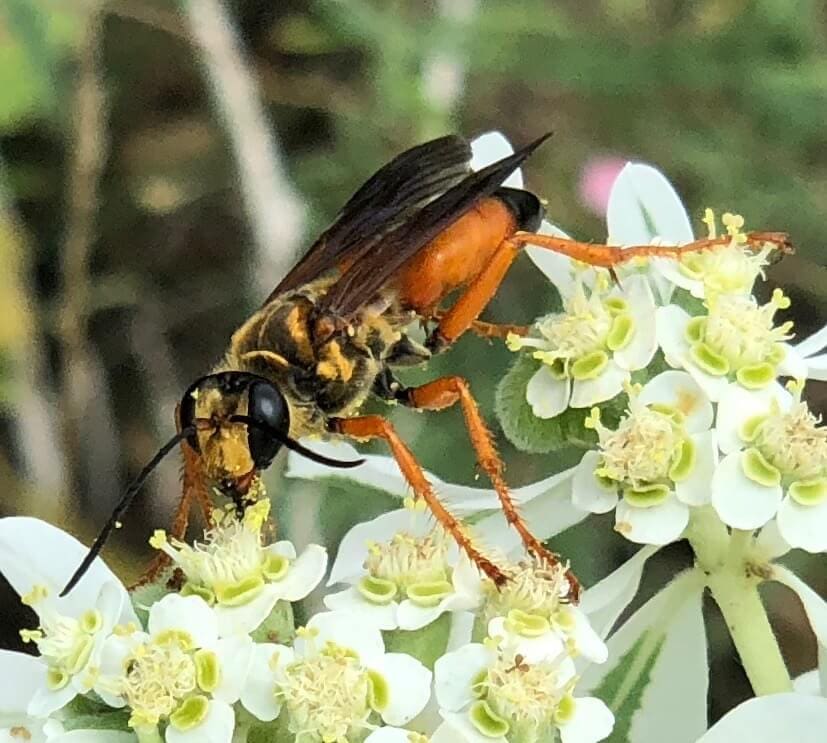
[62,133,792,598]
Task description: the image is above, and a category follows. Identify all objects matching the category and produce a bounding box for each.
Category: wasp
[61,133,792,598]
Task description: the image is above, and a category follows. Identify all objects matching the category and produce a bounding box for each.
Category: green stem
[135,726,163,743]
[231,719,251,743]
[687,516,792,696]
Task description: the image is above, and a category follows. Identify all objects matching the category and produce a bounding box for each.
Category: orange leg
[429,229,792,351]
[400,376,580,602]
[131,439,213,589]
[330,414,508,586]
[507,229,792,268]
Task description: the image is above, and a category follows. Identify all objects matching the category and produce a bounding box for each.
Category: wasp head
[178,372,289,499]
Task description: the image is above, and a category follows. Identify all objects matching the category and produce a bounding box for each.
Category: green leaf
[64,694,131,731]
[495,355,626,453]
[250,599,296,645]
[383,612,450,669]
[129,571,175,627]
[593,631,665,743]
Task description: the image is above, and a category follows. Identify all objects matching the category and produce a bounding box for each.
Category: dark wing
[321,132,552,317]
[263,135,472,303]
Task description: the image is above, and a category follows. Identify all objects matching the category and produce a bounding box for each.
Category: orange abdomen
[395,196,517,312]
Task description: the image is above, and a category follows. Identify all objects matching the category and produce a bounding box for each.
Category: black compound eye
[247,381,289,469]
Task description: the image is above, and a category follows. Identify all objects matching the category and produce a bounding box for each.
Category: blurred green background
[1,0,826,727]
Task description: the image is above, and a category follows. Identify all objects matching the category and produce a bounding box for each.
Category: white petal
[570,362,628,408]
[772,566,827,647]
[328,509,430,586]
[489,616,565,664]
[397,599,453,632]
[580,545,660,639]
[697,694,827,743]
[606,163,693,246]
[612,275,657,371]
[300,611,385,666]
[439,710,506,743]
[715,382,791,455]
[638,370,713,433]
[323,587,399,631]
[559,696,614,743]
[570,607,609,663]
[213,635,253,704]
[580,571,707,743]
[447,611,475,651]
[434,643,493,712]
[778,344,808,379]
[149,594,218,648]
[654,305,691,366]
[165,699,233,743]
[0,517,135,624]
[27,682,76,718]
[372,652,433,726]
[364,728,421,743]
[239,643,291,722]
[572,452,619,514]
[526,365,571,418]
[525,220,578,299]
[615,495,689,545]
[795,324,827,358]
[450,555,485,605]
[269,540,297,560]
[0,650,47,713]
[470,132,521,188]
[794,670,821,695]
[804,353,827,381]
[711,452,782,530]
[777,497,827,553]
[675,430,717,506]
[270,543,328,600]
[49,733,135,743]
[214,586,280,638]
[655,257,702,297]
[683,360,730,402]
[475,469,586,552]
[754,519,792,560]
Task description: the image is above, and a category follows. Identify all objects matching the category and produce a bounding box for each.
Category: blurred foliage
[0,0,826,725]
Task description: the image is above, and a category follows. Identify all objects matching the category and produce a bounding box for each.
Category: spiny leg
[429,308,529,341]
[397,375,580,601]
[130,439,212,589]
[507,230,793,269]
[330,414,508,586]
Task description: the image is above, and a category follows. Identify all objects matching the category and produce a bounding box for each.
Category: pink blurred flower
[578,156,627,215]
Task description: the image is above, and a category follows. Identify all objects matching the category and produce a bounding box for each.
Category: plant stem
[687,515,792,696]
[135,726,163,743]
[231,719,251,743]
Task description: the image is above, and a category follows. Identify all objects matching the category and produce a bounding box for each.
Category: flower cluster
[4,131,826,742]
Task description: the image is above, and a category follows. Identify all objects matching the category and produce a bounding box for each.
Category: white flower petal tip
[559,696,615,743]
[148,593,218,648]
[606,162,692,247]
[165,698,234,743]
[615,495,689,546]
[526,365,570,418]
[470,132,522,189]
[572,451,619,515]
[777,497,827,553]
[697,694,827,743]
[434,644,493,712]
[711,452,782,530]
[372,652,433,726]
[570,362,629,408]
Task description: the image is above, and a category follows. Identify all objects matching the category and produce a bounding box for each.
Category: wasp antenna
[60,428,194,597]
[229,415,365,469]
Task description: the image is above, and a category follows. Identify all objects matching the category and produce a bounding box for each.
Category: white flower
[150,500,327,636]
[0,649,65,742]
[0,517,138,717]
[712,381,827,547]
[572,372,716,545]
[510,272,657,418]
[481,555,607,664]
[697,693,827,743]
[96,594,252,743]
[324,505,483,631]
[240,611,432,740]
[655,209,775,299]
[656,288,801,401]
[434,640,613,743]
